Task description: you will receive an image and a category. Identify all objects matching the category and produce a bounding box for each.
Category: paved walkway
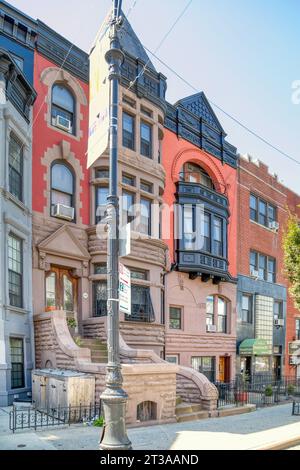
[0,404,300,450]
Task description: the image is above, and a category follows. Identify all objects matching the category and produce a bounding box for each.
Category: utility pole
[100,0,132,451]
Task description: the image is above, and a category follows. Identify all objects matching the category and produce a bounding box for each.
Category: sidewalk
[0,404,300,450]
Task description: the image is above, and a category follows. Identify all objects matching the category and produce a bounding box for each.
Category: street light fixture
[99,0,132,451]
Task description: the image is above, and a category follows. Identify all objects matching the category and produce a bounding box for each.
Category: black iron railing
[215,377,300,409]
[9,402,103,433]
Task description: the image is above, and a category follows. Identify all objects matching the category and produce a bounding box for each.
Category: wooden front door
[45,267,77,315]
[219,357,230,383]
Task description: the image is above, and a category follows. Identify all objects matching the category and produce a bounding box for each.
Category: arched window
[180,163,215,190]
[51,84,75,134]
[51,162,75,219]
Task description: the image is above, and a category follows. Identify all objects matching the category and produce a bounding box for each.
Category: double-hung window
[123,112,135,150]
[250,194,276,228]
[9,136,23,202]
[95,186,108,223]
[122,191,135,226]
[169,307,182,330]
[241,295,253,323]
[140,198,151,236]
[213,217,223,257]
[250,251,276,282]
[8,234,23,308]
[10,338,25,389]
[140,121,152,158]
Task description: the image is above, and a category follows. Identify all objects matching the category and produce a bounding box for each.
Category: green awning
[239,338,272,356]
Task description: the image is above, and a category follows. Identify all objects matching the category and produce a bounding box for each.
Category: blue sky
[9,0,300,193]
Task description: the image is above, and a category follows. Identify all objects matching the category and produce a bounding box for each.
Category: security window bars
[9,136,23,202]
[93,281,107,317]
[192,357,215,383]
[250,194,276,228]
[169,307,182,330]
[140,121,152,158]
[10,338,25,390]
[122,112,135,150]
[126,286,155,323]
[8,234,23,308]
[250,251,276,283]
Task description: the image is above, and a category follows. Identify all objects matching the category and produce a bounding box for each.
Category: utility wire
[141,46,300,167]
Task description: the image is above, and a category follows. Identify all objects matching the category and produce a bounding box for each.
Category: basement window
[137,401,157,422]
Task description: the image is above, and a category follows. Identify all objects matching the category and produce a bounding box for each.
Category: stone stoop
[79,338,108,364]
[175,403,209,423]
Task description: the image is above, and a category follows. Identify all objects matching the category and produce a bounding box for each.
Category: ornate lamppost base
[100,388,132,451]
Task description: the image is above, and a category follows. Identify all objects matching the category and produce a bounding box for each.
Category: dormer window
[51,84,75,134]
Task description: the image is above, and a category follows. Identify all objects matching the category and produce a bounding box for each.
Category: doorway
[240,356,252,378]
[45,267,78,316]
[272,356,282,380]
[219,356,230,383]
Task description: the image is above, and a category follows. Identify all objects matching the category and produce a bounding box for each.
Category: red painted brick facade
[32,52,90,224]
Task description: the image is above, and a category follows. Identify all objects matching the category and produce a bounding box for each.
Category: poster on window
[119,263,131,315]
[87,12,111,168]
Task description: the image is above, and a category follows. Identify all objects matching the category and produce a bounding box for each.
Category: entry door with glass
[46,267,77,314]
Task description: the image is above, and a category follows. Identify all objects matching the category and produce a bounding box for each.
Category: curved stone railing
[120,334,218,411]
[176,366,218,411]
[34,311,92,370]
[34,310,218,413]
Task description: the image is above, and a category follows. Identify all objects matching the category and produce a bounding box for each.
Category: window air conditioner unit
[269,221,279,231]
[207,325,217,333]
[274,319,284,327]
[250,269,259,279]
[55,115,72,132]
[52,204,74,221]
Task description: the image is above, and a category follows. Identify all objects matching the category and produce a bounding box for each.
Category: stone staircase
[175,396,209,423]
[79,338,108,364]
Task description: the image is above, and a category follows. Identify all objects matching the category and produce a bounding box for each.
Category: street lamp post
[99,0,132,451]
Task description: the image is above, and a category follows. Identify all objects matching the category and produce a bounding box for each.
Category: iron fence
[9,402,103,433]
[216,377,300,409]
